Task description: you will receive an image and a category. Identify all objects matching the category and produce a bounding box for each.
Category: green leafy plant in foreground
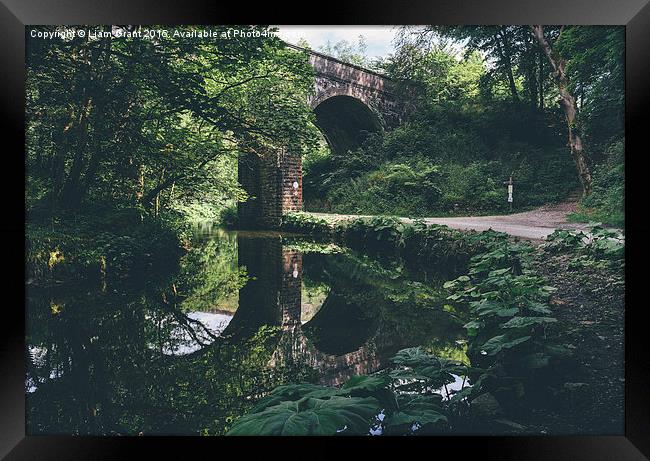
[443,232,564,375]
[226,347,476,436]
[543,222,624,271]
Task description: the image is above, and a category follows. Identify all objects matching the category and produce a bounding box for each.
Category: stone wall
[238,148,302,229]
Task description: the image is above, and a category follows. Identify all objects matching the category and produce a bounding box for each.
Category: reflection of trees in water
[26,284,297,435]
[26,231,469,435]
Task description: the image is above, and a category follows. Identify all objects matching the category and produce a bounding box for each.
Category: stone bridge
[238,45,405,229]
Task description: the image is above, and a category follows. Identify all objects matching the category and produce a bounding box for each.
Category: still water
[26,226,468,435]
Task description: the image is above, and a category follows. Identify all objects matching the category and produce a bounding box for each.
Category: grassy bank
[26,207,185,288]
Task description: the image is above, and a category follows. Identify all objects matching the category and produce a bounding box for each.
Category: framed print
[2,0,649,458]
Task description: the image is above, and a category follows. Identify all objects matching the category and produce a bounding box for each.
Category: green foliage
[383,394,447,434]
[390,347,467,390]
[569,140,624,227]
[226,344,498,436]
[280,214,479,276]
[227,394,381,436]
[281,212,332,237]
[543,222,624,271]
[226,374,393,436]
[26,25,320,261]
[444,233,563,375]
[177,233,248,312]
[219,203,239,228]
[26,209,183,285]
[555,27,624,150]
[340,216,407,250]
[303,26,621,219]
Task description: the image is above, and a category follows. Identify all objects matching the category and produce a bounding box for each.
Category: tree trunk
[531,25,592,196]
[60,93,93,208]
[538,48,544,109]
[524,37,539,109]
[76,33,114,204]
[496,28,519,103]
[49,104,78,210]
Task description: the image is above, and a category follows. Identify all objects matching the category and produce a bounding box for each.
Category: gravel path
[309,201,598,241]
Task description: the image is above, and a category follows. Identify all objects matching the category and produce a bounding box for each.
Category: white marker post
[507,175,513,211]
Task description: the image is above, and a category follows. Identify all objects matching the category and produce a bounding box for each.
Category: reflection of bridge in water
[180,232,462,387]
[229,234,388,387]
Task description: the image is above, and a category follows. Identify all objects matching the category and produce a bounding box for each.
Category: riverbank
[26,208,184,288]
[528,244,625,433]
[307,199,622,242]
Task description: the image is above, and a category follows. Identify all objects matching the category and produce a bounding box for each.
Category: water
[26,227,468,435]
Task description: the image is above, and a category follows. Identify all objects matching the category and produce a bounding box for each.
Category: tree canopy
[27,26,320,219]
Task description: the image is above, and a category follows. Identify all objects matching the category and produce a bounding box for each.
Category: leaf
[390,348,466,388]
[473,299,518,318]
[226,396,380,436]
[481,335,531,355]
[341,374,390,393]
[501,316,557,329]
[249,383,335,413]
[526,302,552,314]
[339,374,396,408]
[488,268,511,277]
[391,347,433,368]
[463,319,483,330]
[384,395,447,434]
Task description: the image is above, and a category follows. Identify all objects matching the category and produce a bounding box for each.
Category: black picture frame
[2,0,649,458]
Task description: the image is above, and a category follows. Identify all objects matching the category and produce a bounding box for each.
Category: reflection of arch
[312,95,382,157]
[301,291,376,356]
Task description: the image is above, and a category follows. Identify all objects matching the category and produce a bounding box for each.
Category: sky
[275,26,401,60]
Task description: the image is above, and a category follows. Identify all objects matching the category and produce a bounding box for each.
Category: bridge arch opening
[312,95,382,157]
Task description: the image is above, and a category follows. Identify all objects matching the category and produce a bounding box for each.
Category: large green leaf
[250,383,336,413]
[481,335,531,355]
[501,316,557,329]
[384,395,447,434]
[525,302,552,314]
[341,374,390,393]
[390,347,466,388]
[340,374,396,408]
[226,396,380,436]
[472,299,518,318]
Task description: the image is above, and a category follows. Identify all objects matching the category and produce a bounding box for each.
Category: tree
[318,36,371,68]
[26,25,319,215]
[530,25,592,196]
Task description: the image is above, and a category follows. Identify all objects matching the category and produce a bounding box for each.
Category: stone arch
[312,93,383,157]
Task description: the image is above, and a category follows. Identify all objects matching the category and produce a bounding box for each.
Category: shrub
[281,212,332,237]
[571,139,624,228]
[219,204,239,228]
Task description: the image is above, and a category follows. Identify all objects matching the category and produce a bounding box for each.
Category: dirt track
[309,201,597,241]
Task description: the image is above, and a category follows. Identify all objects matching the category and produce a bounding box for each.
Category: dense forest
[26,26,319,280]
